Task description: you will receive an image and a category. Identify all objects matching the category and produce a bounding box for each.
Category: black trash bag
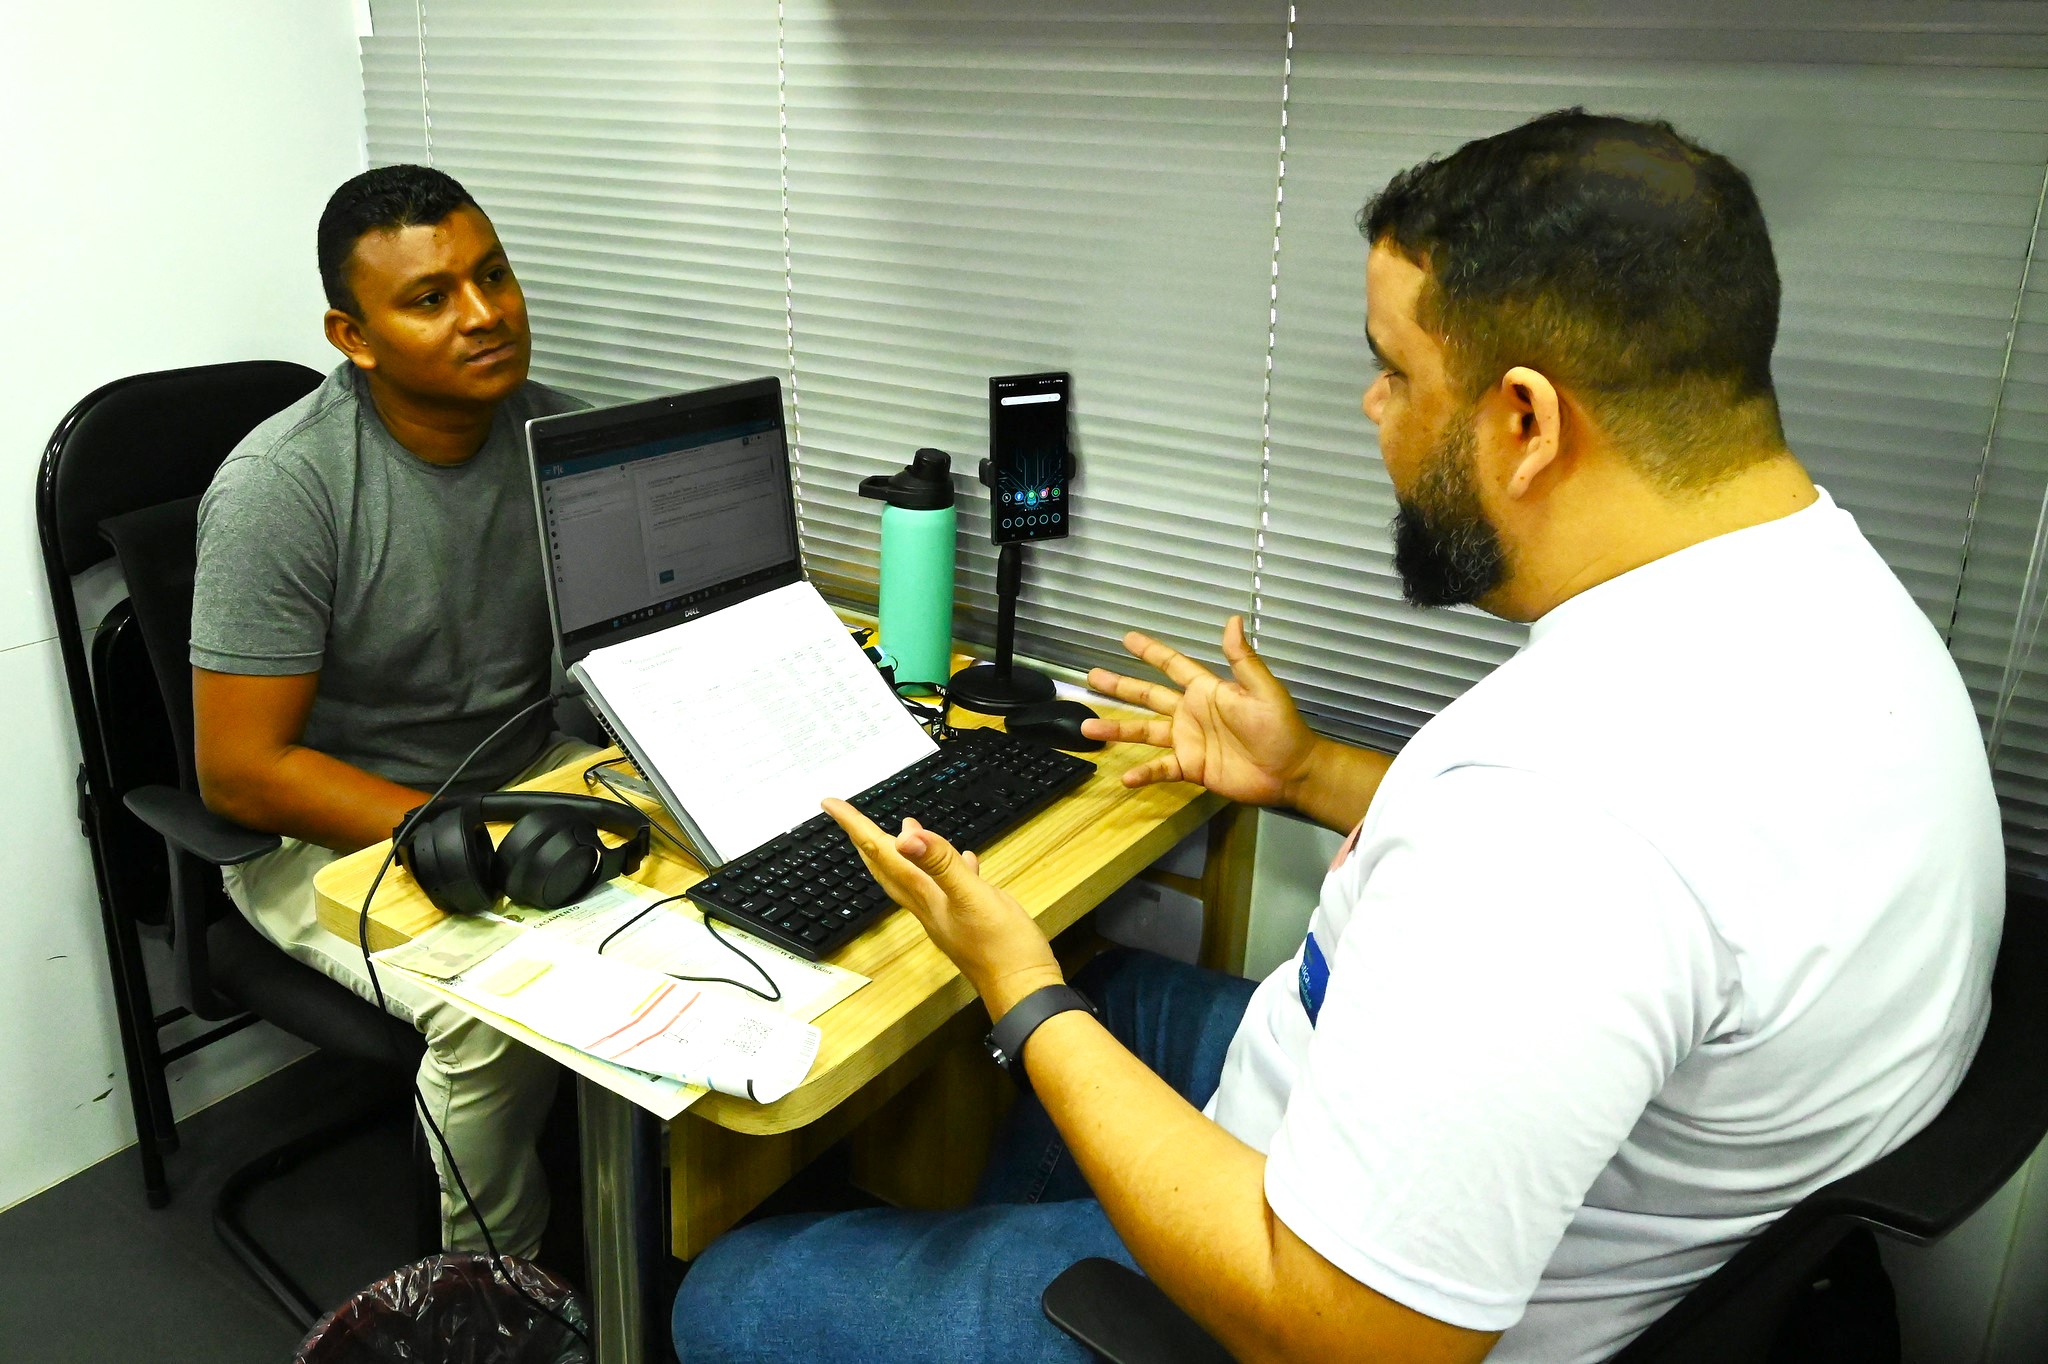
[295,1253,590,1364]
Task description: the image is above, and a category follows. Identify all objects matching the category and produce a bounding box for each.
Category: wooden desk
[312,709,1250,1361]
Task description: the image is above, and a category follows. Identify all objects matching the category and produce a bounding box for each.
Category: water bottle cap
[858,447,956,510]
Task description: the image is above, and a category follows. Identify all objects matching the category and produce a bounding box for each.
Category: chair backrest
[36,361,322,927]
[1612,890,2048,1362]
[98,495,209,789]
[90,602,179,930]
[39,361,323,585]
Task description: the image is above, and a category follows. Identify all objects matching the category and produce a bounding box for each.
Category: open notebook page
[573,580,937,863]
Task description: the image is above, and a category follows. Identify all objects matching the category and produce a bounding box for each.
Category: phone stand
[947,542,1056,715]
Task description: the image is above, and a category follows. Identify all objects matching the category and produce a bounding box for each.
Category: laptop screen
[525,376,803,664]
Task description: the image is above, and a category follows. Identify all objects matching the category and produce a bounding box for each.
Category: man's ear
[324,308,376,371]
[1498,365,1564,499]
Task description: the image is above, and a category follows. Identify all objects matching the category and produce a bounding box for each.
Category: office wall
[0,2,365,1210]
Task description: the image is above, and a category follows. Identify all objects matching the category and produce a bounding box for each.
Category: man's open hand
[822,799,1064,1019]
[1084,615,1322,807]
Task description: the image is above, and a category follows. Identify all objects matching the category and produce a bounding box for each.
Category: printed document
[573,580,936,862]
[462,945,819,1102]
[376,880,867,1117]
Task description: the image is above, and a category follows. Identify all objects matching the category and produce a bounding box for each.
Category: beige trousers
[222,735,600,1258]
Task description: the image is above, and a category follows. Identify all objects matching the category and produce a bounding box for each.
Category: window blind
[1261,11,2048,745]
[364,1,790,408]
[366,0,1281,671]
[779,1,1279,667]
[1953,185,2048,878]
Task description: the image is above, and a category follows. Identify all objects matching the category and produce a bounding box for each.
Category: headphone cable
[892,678,955,740]
[592,889,782,1004]
[357,692,591,1348]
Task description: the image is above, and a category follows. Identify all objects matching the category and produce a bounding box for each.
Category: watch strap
[988,983,1095,1089]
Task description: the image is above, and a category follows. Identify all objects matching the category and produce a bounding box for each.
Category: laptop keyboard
[685,728,1095,960]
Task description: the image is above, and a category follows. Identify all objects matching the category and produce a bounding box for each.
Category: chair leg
[212,1108,400,1329]
[131,1091,171,1209]
[90,867,175,1207]
[142,1008,182,1156]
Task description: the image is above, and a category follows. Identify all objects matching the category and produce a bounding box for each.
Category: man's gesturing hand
[822,799,1064,1019]
[1082,615,1321,807]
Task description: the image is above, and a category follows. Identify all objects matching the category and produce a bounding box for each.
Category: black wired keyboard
[686,728,1095,960]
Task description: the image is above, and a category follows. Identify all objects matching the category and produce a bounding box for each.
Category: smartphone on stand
[988,372,1072,544]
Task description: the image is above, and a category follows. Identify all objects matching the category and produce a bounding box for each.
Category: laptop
[527,376,804,671]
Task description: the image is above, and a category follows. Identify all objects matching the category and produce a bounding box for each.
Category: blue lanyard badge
[1298,932,1330,1027]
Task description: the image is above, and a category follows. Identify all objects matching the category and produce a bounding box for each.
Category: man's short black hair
[1362,108,1785,487]
[317,164,479,316]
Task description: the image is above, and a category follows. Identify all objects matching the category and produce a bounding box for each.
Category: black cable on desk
[592,889,782,1005]
[577,755,781,1006]
[894,678,956,740]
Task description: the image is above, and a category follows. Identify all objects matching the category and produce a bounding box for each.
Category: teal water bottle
[858,448,958,688]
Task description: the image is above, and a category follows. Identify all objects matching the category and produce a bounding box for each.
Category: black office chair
[1042,890,2048,1364]
[37,360,430,1327]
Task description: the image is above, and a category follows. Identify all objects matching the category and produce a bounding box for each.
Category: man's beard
[1390,411,1510,608]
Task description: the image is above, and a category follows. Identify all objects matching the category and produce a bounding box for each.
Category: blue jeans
[672,948,1259,1363]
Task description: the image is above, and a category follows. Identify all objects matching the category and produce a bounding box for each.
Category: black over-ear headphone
[396,793,653,916]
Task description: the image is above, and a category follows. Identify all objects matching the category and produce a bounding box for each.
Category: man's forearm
[205,745,426,852]
[1285,737,1395,834]
[1018,1009,1296,1361]
[1016,1007,1495,1364]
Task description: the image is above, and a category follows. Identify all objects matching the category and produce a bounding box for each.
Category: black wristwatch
[987,983,1096,1092]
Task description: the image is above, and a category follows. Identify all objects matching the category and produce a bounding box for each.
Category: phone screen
[989,372,1071,544]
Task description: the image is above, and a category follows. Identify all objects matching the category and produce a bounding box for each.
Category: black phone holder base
[948,660,1056,715]
[948,541,1057,716]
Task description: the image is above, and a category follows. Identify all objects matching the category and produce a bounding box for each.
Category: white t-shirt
[1206,489,2003,1362]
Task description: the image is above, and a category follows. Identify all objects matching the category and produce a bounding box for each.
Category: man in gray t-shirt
[192,360,578,789]
[191,165,591,1259]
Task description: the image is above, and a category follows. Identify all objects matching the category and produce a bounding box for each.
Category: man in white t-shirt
[675,108,2003,1363]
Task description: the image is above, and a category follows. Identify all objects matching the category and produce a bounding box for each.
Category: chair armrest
[1041,1258,1235,1364]
[123,785,281,867]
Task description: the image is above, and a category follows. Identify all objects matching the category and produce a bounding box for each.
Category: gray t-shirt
[191,362,585,791]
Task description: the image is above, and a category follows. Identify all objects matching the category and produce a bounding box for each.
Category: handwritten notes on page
[574,580,937,863]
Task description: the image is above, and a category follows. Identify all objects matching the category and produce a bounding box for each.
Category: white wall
[0,2,365,1210]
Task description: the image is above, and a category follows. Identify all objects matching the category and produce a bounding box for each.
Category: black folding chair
[1043,890,2048,1363]
[38,360,431,1326]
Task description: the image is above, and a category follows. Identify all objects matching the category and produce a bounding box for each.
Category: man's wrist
[981,963,1069,1024]
[986,981,1095,1093]
[1277,735,1332,813]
